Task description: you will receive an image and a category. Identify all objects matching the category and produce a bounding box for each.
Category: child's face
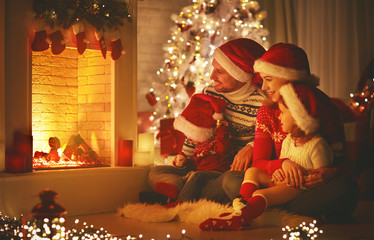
[279,103,296,133]
[260,73,289,101]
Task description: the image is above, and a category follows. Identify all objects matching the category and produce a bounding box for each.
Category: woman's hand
[230,144,253,171]
[281,159,305,189]
[304,167,338,188]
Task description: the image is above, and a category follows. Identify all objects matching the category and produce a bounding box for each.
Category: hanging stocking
[48,30,66,55]
[95,30,107,59]
[110,29,126,61]
[72,21,88,55]
[31,18,49,51]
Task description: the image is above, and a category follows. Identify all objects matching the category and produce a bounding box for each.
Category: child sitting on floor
[200,83,334,231]
[154,93,234,205]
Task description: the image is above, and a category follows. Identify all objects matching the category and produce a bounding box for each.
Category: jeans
[147,165,191,190]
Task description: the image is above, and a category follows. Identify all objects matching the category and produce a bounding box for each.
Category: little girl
[200,83,333,231]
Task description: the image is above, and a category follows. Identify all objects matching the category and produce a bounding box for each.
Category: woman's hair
[278,97,317,142]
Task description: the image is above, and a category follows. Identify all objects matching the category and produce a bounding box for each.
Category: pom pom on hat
[213,38,266,82]
[174,94,226,142]
[254,43,319,86]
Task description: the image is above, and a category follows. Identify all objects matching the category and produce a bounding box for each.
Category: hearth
[31,48,112,170]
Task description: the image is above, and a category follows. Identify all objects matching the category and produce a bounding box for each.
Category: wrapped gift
[157,118,185,157]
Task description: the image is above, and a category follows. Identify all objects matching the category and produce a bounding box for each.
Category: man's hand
[304,167,338,188]
[281,159,305,189]
[230,144,253,171]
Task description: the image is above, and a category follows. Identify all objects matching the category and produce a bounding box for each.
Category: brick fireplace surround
[0,0,151,218]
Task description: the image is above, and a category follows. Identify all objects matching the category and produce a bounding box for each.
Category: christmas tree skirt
[118,199,314,227]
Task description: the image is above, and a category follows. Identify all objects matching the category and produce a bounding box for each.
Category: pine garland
[32,0,132,31]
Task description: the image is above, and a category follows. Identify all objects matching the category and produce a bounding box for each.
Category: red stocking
[73,21,87,55]
[31,30,49,51]
[49,30,66,55]
[110,29,126,61]
[95,30,107,59]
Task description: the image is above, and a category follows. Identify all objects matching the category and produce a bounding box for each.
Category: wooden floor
[65,200,374,240]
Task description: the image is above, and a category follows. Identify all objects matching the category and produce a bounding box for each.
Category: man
[140,38,266,204]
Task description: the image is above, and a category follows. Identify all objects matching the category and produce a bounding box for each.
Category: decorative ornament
[48,29,66,55]
[110,28,126,60]
[95,30,107,59]
[72,20,88,55]
[31,18,49,51]
[183,80,196,98]
[146,91,158,106]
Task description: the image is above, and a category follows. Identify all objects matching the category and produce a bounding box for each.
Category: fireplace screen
[32,48,112,169]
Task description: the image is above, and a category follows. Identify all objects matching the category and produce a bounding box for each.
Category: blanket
[118,199,314,227]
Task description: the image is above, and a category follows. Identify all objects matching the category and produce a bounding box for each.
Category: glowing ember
[33,135,105,170]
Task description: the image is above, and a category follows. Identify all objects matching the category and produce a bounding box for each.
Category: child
[199,83,333,231]
[154,93,234,203]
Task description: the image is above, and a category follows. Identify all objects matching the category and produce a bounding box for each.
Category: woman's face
[210,59,245,93]
[278,102,296,133]
[260,73,289,101]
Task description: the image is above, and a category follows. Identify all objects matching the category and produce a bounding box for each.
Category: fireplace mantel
[0,166,150,218]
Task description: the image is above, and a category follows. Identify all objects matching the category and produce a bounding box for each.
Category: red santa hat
[279,84,322,135]
[254,43,319,86]
[173,93,226,142]
[213,38,266,82]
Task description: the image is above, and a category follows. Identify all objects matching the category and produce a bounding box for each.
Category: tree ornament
[95,30,107,59]
[48,29,66,55]
[72,21,88,55]
[183,80,196,98]
[31,18,49,51]
[146,91,158,106]
[110,29,126,60]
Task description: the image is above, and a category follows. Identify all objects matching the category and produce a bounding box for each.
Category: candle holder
[118,139,133,166]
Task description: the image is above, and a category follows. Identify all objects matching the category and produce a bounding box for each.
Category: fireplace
[31,48,112,169]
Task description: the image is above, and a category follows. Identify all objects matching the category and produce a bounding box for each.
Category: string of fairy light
[1,212,323,240]
[147,0,270,131]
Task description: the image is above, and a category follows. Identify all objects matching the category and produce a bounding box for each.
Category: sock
[199,195,267,231]
[154,182,179,200]
[239,180,259,201]
[240,195,267,222]
[49,30,65,55]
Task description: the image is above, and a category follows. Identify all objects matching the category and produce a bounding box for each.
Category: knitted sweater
[182,82,265,157]
[280,134,333,170]
[252,105,288,175]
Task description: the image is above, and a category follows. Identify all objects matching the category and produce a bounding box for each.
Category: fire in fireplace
[32,48,112,169]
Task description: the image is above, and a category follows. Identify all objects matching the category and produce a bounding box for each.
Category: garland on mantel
[31,0,133,60]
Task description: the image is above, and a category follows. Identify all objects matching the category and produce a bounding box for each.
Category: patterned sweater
[182,81,265,157]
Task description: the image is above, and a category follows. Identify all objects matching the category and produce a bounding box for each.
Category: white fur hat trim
[279,84,319,134]
[213,48,251,82]
[254,60,308,81]
[174,115,214,142]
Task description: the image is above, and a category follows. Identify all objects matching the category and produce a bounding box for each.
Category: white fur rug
[118,199,314,227]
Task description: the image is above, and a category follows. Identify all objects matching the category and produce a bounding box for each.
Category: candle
[5,154,27,173]
[118,140,133,166]
[138,133,154,165]
[133,151,153,166]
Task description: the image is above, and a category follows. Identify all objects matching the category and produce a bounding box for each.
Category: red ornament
[183,80,196,98]
[146,92,158,106]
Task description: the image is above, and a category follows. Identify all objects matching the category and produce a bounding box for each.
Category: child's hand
[271,169,286,185]
[172,153,187,168]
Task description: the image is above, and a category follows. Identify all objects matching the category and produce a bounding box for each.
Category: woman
[222,42,359,223]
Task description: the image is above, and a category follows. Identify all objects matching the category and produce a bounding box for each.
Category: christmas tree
[146,0,270,132]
